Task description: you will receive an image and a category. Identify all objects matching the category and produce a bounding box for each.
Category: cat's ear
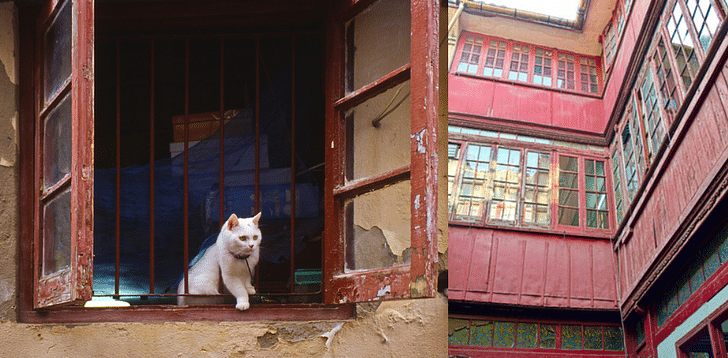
[252,212,262,226]
[227,214,239,230]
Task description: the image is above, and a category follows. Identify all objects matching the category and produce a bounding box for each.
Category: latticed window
[666,1,702,88]
[454,144,492,221]
[653,38,680,115]
[508,43,530,82]
[533,48,553,86]
[638,69,667,157]
[585,159,609,229]
[580,57,599,93]
[457,35,483,74]
[448,143,462,213]
[558,155,580,227]
[686,0,722,51]
[523,151,550,225]
[611,150,624,224]
[483,39,507,78]
[489,147,521,222]
[557,53,576,90]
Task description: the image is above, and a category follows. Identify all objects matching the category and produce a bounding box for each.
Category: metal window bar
[101,33,321,302]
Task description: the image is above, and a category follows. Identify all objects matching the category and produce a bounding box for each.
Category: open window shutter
[324,0,439,304]
[34,0,94,308]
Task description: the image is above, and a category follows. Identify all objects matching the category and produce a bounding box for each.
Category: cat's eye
[253,235,259,241]
[238,236,246,241]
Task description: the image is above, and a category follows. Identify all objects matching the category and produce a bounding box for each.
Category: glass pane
[344,0,410,94]
[562,325,583,350]
[559,207,579,226]
[44,0,73,104]
[516,323,538,348]
[583,326,603,350]
[345,180,410,271]
[560,155,578,172]
[683,329,715,358]
[539,324,556,348]
[448,319,470,346]
[493,321,515,348]
[470,320,493,347]
[347,81,410,181]
[604,326,624,351]
[43,93,73,191]
[43,188,72,277]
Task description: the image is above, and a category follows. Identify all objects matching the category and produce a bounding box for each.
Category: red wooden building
[447,0,728,356]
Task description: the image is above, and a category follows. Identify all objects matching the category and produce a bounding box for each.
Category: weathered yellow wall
[0,3,447,356]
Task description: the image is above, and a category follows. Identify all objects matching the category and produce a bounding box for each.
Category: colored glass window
[493,321,516,348]
[583,326,604,350]
[449,319,470,346]
[516,322,538,348]
[604,326,625,351]
[539,324,557,348]
[470,320,494,347]
[562,325,583,350]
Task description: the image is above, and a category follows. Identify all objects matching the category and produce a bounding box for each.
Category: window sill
[19,303,355,324]
[448,220,614,240]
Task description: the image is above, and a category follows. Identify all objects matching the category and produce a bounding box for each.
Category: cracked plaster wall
[0,3,448,357]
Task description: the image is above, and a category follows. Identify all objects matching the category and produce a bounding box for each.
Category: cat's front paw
[235,301,250,310]
[245,286,256,295]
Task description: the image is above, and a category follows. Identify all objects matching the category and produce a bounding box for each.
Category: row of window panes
[655,221,728,326]
[610,0,725,227]
[449,140,610,230]
[448,125,606,152]
[448,318,624,351]
[456,33,601,94]
[602,0,631,69]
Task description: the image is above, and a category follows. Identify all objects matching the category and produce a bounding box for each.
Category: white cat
[177,212,261,310]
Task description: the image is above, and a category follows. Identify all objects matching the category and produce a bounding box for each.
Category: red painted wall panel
[450,226,619,310]
[449,73,606,134]
[618,74,728,303]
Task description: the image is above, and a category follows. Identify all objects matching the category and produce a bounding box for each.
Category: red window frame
[452,31,602,96]
[19,0,441,322]
[447,131,613,236]
[32,0,94,309]
[323,0,439,304]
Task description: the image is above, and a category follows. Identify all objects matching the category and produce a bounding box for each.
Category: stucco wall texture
[0,3,447,357]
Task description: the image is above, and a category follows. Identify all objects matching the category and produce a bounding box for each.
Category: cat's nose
[248,243,255,248]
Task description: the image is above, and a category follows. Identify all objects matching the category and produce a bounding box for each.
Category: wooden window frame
[19,0,441,323]
[448,134,613,237]
[452,32,603,96]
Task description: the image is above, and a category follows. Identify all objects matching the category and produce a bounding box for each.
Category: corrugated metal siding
[449,226,619,310]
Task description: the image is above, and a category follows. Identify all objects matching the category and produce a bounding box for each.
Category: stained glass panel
[562,325,583,350]
[448,319,470,346]
[604,326,624,351]
[539,324,556,348]
[516,322,538,348]
[470,320,493,347]
[493,321,515,348]
[583,326,603,350]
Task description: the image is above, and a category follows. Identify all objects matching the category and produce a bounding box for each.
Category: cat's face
[222,212,262,257]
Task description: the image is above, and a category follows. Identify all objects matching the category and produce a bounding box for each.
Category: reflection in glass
[455,144,491,220]
[44,0,72,104]
[44,93,73,191]
[345,180,410,271]
[558,155,579,226]
[490,148,520,221]
[43,189,72,277]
